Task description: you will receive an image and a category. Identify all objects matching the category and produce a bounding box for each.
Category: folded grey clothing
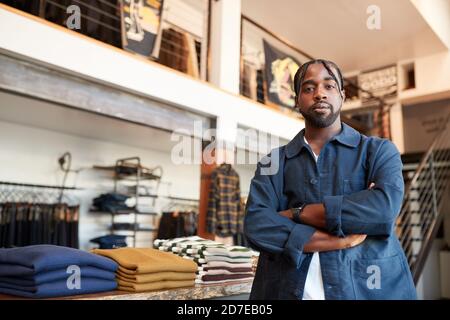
[201,246,254,258]
[0,245,118,276]
[195,277,253,285]
[204,261,252,269]
[0,278,117,298]
[202,255,251,263]
[197,273,254,282]
[200,266,253,273]
[0,266,116,287]
[197,269,254,276]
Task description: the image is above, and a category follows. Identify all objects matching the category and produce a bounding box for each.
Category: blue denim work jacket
[244,123,416,300]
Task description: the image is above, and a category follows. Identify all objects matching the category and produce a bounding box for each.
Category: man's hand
[278,206,325,227]
[341,234,367,248]
[278,208,293,219]
[280,182,377,229]
[304,230,367,252]
[278,209,367,252]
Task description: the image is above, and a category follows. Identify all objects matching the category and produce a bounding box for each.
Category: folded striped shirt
[154,236,206,249]
[202,255,251,263]
[201,246,254,258]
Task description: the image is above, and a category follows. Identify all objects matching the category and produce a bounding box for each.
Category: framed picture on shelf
[262,39,301,110]
[358,64,397,105]
[120,0,164,57]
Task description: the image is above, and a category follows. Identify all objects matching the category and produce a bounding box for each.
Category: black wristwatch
[291,204,306,223]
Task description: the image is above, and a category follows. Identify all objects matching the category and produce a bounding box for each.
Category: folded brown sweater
[116,270,196,283]
[117,279,195,292]
[92,248,198,274]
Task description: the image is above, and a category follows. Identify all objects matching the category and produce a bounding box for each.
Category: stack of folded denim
[154,236,255,285]
[0,245,118,298]
[92,193,130,213]
[90,235,128,249]
[92,247,197,292]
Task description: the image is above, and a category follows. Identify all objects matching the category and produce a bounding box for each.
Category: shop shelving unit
[91,157,162,247]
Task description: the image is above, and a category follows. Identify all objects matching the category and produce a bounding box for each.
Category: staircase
[396,113,450,284]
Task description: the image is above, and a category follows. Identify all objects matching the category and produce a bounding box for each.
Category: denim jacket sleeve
[244,148,316,268]
[323,140,405,237]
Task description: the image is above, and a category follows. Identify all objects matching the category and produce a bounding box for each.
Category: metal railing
[396,112,450,284]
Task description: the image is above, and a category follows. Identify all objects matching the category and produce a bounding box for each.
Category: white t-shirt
[302,136,325,300]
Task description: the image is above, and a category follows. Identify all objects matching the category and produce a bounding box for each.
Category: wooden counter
[0,279,253,300]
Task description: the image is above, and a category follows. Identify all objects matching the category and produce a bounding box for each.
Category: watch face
[292,207,301,222]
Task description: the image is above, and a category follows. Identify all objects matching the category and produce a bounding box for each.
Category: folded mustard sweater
[92,248,198,274]
[117,279,195,292]
[116,270,196,283]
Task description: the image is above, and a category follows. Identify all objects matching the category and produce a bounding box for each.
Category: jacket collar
[285,122,361,159]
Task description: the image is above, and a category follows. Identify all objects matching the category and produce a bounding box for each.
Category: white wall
[209,0,242,94]
[416,238,445,299]
[399,51,450,105]
[163,0,206,38]
[0,119,201,251]
[410,0,450,49]
[402,98,450,153]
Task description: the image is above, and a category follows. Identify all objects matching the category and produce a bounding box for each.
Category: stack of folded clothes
[0,245,118,298]
[92,192,131,213]
[154,236,255,285]
[92,247,197,292]
[90,235,128,249]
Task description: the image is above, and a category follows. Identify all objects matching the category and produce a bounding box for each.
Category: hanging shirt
[302,136,325,300]
[206,163,242,237]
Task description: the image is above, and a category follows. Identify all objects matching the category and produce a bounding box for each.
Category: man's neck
[304,119,342,145]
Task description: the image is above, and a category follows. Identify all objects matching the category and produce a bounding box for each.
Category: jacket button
[310,178,317,185]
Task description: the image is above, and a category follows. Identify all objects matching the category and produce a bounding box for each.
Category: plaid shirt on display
[206,164,243,237]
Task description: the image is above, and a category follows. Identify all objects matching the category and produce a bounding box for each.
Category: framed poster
[263,39,301,109]
[121,0,164,57]
[358,65,397,104]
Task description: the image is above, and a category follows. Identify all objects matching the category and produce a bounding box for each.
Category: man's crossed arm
[276,182,375,252]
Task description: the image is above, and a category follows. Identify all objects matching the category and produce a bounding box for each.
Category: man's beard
[299,102,340,128]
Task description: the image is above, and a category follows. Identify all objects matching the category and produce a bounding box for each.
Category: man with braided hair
[244,59,416,300]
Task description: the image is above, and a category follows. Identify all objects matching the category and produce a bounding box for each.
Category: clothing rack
[156,210,198,240]
[0,181,81,204]
[0,181,81,190]
[166,196,199,203]
[0,181,80,248]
